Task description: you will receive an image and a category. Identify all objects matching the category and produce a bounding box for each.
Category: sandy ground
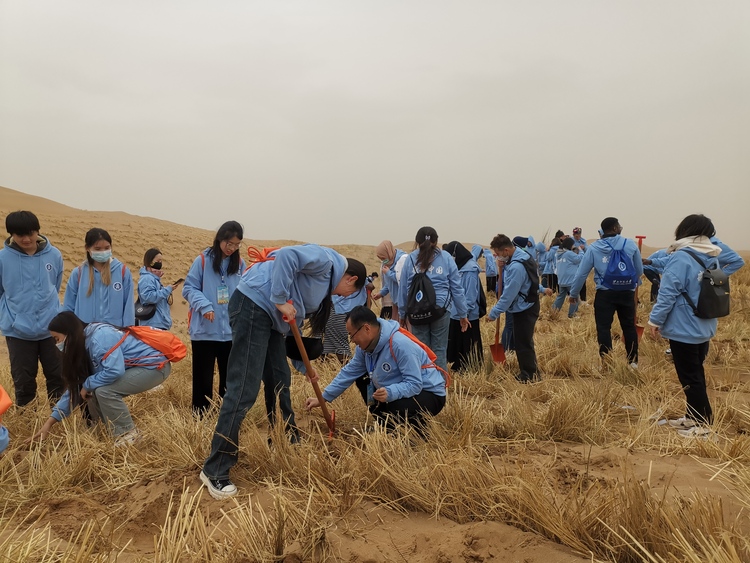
[1,185,749,562]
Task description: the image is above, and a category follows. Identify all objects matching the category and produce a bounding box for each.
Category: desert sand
[1,185,749,562]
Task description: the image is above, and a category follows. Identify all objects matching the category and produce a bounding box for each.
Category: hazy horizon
[1,1,748,249]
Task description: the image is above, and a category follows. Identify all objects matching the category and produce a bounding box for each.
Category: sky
[1,1,749,249]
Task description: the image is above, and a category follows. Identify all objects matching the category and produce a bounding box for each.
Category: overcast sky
[1,1,749,249]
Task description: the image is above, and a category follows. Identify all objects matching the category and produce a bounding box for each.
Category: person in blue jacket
[398,227,470,373]
[543,238,561,293]
[1,211,64,405]
[182,221,246,414]
[711,236,745,275]
[137,248,181,330]
[570,217,643,367]
[31,312,172,445]
[305,306,446,433]
[487,234,543,383]
[200,244,366,500]
[482,248,498,296]
[372,240,406,321]
[571,227,588,301]
[443,241,483,372]
[535,239,548,279]
[642,248,669,303]
[648,214,724,438]
[63,228,135,327]
[552,237,583,318]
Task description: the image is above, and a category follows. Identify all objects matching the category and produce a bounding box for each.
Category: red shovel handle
[286,316,335,436]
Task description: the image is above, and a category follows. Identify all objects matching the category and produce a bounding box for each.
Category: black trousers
[191,340,232,413]
[379,306,393,320]
[355,374,445,433]
[593,290,638,363]
[579,279,587,301]
[511,300,540,381]
[486,275,498,295]
[670,339,712,425]
[6,336,64,406]
[644,269,661,303]
[447,318,483,372]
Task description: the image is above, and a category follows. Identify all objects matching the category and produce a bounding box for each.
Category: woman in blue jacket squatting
[32,312,172,445]
[306,305,446,434]
[182,221,246,414]
[398,227,470,373]
[443,241,483,372]
[199,245,366,500]
[648,214,724,438]
[63,228,135,327]
[137,248,180,330]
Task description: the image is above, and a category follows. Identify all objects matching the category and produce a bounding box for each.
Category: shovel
[286,318,336,437]
[490,318,506,364]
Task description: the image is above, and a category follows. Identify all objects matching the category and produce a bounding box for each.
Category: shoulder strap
[388,329,451,388]
[681,248,708,269]
[100,328,129,364]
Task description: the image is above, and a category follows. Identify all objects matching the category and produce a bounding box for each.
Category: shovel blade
[490,342,506,364]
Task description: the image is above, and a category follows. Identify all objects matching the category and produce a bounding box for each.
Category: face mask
[56,338,66,352]
[497,255,509,264]
[151,261,163,270]
[90,250,112,263]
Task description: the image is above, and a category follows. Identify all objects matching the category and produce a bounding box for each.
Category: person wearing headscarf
[443,241,484,372]
[372,240,406,321]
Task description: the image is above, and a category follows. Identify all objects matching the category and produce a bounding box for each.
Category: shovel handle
[494,318,500,345]
[286,318,335,436]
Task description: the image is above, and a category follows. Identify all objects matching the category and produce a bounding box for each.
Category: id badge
[366,382,375,406]
[217,284,230,305]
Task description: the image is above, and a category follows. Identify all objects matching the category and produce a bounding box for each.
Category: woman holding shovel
[200,245,366,500]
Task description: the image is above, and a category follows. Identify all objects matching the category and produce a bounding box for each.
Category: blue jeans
[552,286,579,317]
[409,312,451,372]
[203,292,294,480]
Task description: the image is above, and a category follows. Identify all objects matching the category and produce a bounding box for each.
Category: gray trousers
[88,363,171,436]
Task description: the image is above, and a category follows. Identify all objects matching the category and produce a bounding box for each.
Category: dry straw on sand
[1,186,750,561]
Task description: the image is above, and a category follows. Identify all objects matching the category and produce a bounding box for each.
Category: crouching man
[306,305,446,435]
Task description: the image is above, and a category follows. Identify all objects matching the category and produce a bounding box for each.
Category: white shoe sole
[199,471,237,500]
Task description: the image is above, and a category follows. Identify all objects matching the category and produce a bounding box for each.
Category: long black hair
[308,258,367,335]
[48,312,93,410]
[210,221,244,275]
[674,214,716,240]
[414,226,439,272]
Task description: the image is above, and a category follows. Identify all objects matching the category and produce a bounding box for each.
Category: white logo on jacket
[45,263,53,271]
[382,362,392,372]
[113,282,123,291]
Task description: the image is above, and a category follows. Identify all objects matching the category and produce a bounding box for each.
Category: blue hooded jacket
[450,258,482,321]
[648,246,720,344]
[378,248,406,302]
[488,247,536,317]
[570,234,643,298]
[556,249,583,287]
[137,268,174,330]
[63,258,135,326]
[644,249,669,275]
[398,249,469,321]
[711,237,745,275]
[482,248,498,277]
[51,323,170,421]
[0,235,63,340]
[182,249,245,341]
[322,319,446,403]
[237,244,350,334]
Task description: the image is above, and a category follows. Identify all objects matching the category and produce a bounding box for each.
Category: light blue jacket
[398,249,469,321]
[648,248,719,344]
[51,323,169,421]
[535,241,548,273]
[137,268,174,330]
[644,249,669,275]
[488,247,536,317]
[322,319,446,403]
[556,249,583,287]
[711,237,745,275]
[471,244,483,261]
[0,235,63,340]
[63,258,135,326]
[379,248,406,302]
[237,244,348,334]
[543,246,559,275]
[572,236,587,251]
[182,249,245,341]
[483,248,498,277]
[450,258,481,321]
[570,235,643,298]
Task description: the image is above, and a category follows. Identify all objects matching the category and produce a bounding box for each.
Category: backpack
[134,298,156,321]
[680,249,730,319]
[101,326,188,369]
[512,255,540,303]
[405,258,447,325]
[389,328,451,387]
[601,238,638,291]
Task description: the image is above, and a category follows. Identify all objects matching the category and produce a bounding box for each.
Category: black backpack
[406,258,447,325]
[513,255,540,303]
[680,249,730,319]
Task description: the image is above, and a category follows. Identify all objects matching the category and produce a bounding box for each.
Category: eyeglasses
[348,324,364,343]
[223,240,242,250]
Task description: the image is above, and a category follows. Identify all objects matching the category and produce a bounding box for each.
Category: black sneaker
[200,471,238,500]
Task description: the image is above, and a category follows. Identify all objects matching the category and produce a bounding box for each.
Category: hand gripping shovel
[287,318,336,437]
[490,318,506,364]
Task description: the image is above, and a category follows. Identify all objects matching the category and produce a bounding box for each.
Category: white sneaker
[668,417,696,429]
[677,426,713,440]
[200,471,238,500]
[629,362,638,369]
[114,428,142,447]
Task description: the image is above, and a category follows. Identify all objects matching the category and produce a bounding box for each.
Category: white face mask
[90,250,112,263]
[497,255,509,264]
[56,338,66,352]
